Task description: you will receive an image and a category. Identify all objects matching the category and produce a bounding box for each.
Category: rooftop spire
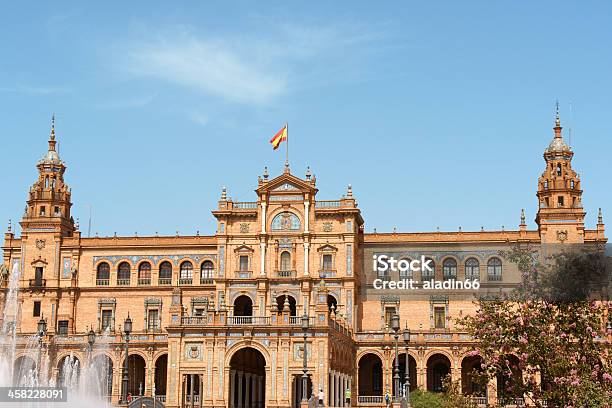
[48,114,57,152]
[554,101,562,139]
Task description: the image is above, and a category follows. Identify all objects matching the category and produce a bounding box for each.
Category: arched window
[159,261,172,285]
[201,261,214,283]
[487,257,502,281]
[179,261,193,284]
[556,163,562,176]
[399,258,412,279]
[465,258,480,280]
[117,262,131,285]
[270,212,301,231]
[138,262,151,285]
[570,180,575,189]
[96,262,110,285]
[422,258,435,280]
[280,251,291,271]
[442,258,457,280]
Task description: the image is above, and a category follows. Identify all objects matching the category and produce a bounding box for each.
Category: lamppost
[121,314,132,404]
[391,313,400,402]
[403,326,411,404]
[37,316,47,383]
[301,313,310,407]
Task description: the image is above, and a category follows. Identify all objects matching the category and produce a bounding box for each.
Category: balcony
[200,274,214,284]
[96,279,110,286]
[277,270,296,278]
[138,278,151,285]
[158,278,172,285]
[233,201,258,209]
[488,274,502,281]
[117,279,130,286]
[228,316,270,325]
[179,278,193,285]
[29,279,46,288]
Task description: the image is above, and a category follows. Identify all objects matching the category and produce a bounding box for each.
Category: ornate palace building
[0,111,607,408]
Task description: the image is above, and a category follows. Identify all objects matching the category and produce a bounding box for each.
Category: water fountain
[0,262,114,407]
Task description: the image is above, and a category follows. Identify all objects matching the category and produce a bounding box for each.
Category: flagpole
[285,122,289,170]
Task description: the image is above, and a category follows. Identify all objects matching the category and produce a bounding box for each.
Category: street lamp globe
[124,314,132,336]
[37,317,47,336]
[403,327,411,344]
[391,313,400,333]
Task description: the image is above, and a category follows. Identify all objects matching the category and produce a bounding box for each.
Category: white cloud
[119,22,387,106]
[189,111,209,126]
[0,84,69,95]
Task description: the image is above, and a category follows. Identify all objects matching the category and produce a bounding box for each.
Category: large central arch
[229,347,266,408]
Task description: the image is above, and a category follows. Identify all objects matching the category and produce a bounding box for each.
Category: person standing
[344,387,351,406]
[318,388,325,407]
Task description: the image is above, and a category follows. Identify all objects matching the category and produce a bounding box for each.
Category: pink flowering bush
[457,246,612,407]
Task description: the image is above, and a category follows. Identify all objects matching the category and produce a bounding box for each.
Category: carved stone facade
[0,115,607,407]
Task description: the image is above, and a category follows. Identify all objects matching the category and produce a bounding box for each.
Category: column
[260,243,266,276]
[261,203,267,233]
[258,375,264,408]
[229,370,235,408]
[190,374,195,408]
[238,372,243,408]
[245,374,251,408]
[304,201,310,233]
[303,242,309,276]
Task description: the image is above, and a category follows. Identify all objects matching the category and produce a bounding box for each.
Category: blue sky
[1,1,610,237]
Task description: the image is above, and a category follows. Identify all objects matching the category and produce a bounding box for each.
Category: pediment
[256,172,317,196]
[317,244,337,252]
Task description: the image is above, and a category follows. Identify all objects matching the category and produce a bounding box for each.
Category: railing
[277,270,296,278]
[498,397,525,406]
[155,395,166,402]
[234,201,258,209]
[29,279,46,288]
[421,273,435,281]
[228,316,270,325]
[146,320,162,332]
[358,395,383,404]
[466,274,480,281]
[200,277,214,284]
[179,278,193,285]
[443,274,457,281]
[158,278,172,285]
[315,200,341,208]
[185,395,200,403]
[138,278,151,285]
[182,316,209,325]
[399,273,413,280]
[289,316,316,326]
[96,279,110,286]
[488,274,503,281]
[117,279,130,286]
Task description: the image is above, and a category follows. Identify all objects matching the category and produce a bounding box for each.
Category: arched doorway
[276,294,297,316]
[183,374,201,406]
[358,353,383,397]
[154,354,168,398]
[392,353,417,397]
[123,354,146,397]
[233,295,253,316]
[229,347,266,408]
[461,355,485,396]
[91,354,113,397]
[13,355,36,386]
[427,354,451,393]
[58,355,81,389]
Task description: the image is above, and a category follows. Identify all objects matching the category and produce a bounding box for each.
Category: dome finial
[50,114,56,141]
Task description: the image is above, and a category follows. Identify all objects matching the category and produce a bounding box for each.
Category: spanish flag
[270,124,287,150]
